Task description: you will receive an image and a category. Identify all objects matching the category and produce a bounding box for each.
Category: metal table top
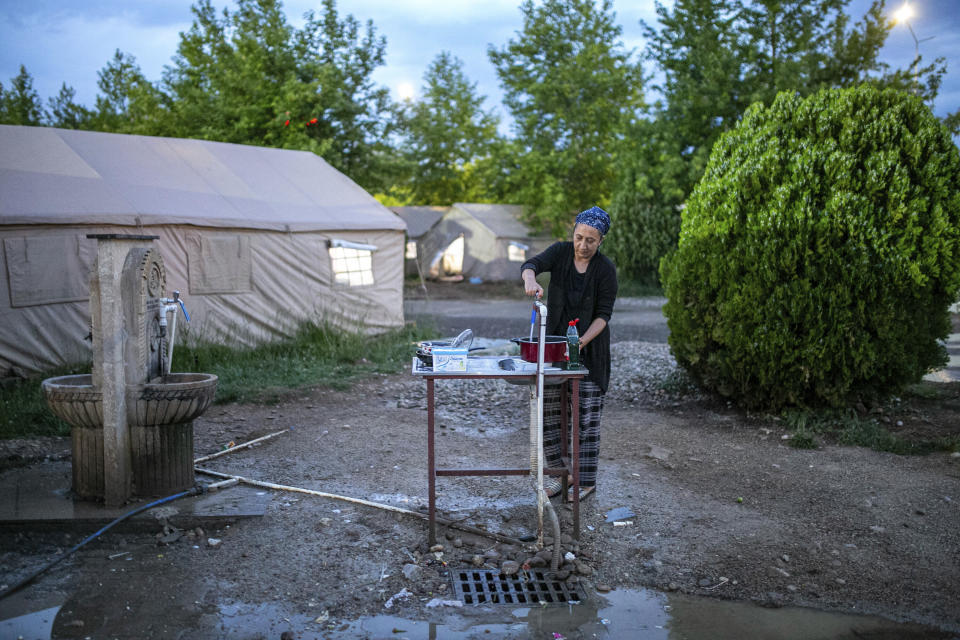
[411,356,587,380]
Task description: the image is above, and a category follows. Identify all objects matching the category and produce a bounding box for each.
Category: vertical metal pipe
[559,381,568,496]
[534,300,546,545]
[571,378,581,539]
[427,377,437,546]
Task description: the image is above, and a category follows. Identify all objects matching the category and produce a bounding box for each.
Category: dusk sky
[1,0,958,129]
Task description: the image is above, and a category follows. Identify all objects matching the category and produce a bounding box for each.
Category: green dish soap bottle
[566,318,580,370]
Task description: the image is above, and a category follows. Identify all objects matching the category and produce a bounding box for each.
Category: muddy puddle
[3,586,952,639]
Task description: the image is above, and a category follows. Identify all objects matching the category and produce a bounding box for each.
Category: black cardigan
[521,241,618,392]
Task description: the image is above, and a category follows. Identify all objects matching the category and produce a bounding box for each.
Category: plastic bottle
[566,318,580,369]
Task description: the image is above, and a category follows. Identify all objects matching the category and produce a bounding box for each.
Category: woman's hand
[579,317,607,350]
[521,269,543,298]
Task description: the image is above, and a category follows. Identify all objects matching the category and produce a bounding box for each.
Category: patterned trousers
[541,380,605,487]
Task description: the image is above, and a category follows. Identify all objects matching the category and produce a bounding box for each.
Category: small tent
[390,206,447,278]
[0,125,406,377]
[420,203,554,281]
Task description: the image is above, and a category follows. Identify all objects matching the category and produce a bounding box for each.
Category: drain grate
[451,569,585,605]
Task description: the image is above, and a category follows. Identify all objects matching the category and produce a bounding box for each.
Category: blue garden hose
[177,299,190,322]
[0,485,205,600]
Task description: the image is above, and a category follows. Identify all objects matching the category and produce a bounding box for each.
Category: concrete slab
[0,461,269,533]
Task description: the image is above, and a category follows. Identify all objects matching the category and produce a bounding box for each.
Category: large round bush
[660,86,960,409]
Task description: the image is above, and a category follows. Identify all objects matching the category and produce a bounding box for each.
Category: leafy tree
[91,50,168,134]
[943,110,960,138]
[605,120,689,284]
[163,0,393,191]
[606,0,740,283]
[46,84,93,129]
[395,51,502,205]
[0,65,44,125]
[164,0,295,143]
[292,0,394,190]
[488,0,644,234]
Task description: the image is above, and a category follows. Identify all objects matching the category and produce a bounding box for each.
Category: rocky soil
[1,300,958,638]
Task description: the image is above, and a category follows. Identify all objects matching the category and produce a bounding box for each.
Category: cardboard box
[432,347,468,371]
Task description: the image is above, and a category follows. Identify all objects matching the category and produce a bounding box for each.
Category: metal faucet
[159,291,190,375]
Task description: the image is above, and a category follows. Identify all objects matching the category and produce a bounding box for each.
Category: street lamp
[892,2,934,94]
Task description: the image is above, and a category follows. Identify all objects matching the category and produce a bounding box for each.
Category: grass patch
[901,381,946,400]
[171,322,438,404]
[782,407,958,455]
[0,364,87,439]
[1,322,438,440]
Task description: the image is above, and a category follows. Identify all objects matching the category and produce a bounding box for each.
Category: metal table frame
[412,358,587,545]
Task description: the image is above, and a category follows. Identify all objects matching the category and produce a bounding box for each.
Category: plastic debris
[383,587,412,609]
[604,506,636,523]
[425,598,463,608]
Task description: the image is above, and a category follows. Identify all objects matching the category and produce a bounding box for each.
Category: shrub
[660,86,960,410]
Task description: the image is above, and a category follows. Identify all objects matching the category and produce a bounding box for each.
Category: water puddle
[0,591,63,640]
[0,605,60,640]
[2,586,952,638]
[321,588,953,639]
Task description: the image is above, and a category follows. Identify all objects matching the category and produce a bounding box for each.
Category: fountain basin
[129,373,219,426]
[41,373,218,499]
[42,373,218,428]
[40,374,102,429]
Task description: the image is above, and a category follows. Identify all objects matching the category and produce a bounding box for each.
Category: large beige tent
[420,203,554,281]
[0,125,406,377]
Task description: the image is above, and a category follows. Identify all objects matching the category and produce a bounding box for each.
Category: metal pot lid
[417,340,452,350]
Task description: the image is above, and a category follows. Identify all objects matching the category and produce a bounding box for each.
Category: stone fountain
[41,235,217,506]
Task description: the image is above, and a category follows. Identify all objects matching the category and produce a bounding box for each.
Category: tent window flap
[328,238,376,287]
[507,241,528,262]
[4,235,95,307]
[187,234,253,294]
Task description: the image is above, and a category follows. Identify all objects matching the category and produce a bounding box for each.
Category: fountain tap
[159,291,190,375]
[160,290,190,328]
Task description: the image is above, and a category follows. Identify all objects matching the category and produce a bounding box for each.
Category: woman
[520,206,618,501]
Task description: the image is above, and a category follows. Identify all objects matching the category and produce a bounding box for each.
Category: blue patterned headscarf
[575,206,611,236]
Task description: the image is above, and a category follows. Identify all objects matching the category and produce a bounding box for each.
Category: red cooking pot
[511,336,568,363]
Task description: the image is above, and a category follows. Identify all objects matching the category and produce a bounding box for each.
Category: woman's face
[573,223,603,262]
